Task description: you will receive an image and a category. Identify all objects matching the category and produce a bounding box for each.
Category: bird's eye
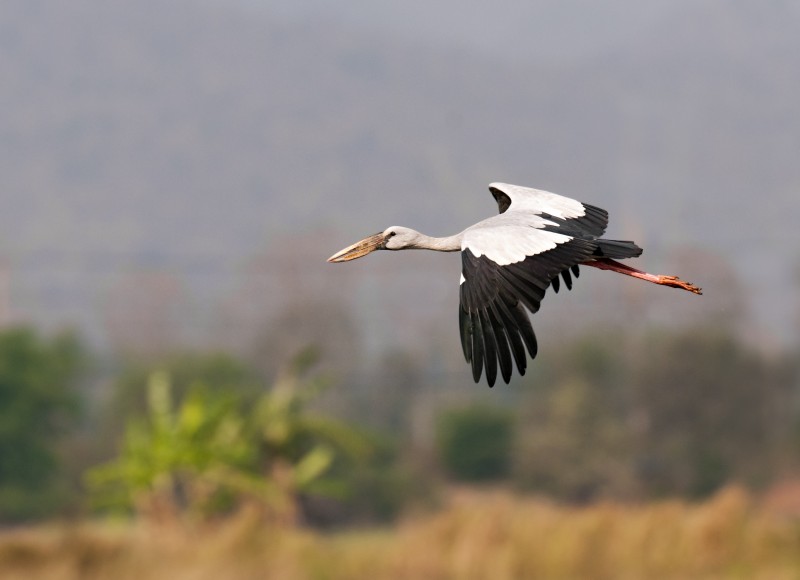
[388,231,397,238]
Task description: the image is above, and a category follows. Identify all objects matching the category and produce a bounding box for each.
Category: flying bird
[328,183,701,387]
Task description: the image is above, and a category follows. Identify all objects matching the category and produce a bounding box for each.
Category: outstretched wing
[488,182,609,237]
[459,204,601,387]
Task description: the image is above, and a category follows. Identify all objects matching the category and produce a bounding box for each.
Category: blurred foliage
[515,335,634,501]
[3,318,798,528]
[0,327,85,522]
[437,404,514,482]
[252,351,372,513]
[515,378,634,501]
[513,328,799,502]
[87,351,371,524]
[91,351,264,484]
[87,371,256,522]
[632,329,797,497]
[353,349,423,434]
[308,430,430,526]
[106,351,262,430]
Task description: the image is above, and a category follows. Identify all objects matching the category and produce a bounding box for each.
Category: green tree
[87,371,256,522]
[309,429,427,526]
[514,378,634,501]
[0,327,84,522]
[107,351,261,425]
[95,351,263,466]
[437,404,514,482]
[633,330,792,497]
[514,336,634,501]
[87,352,369,524]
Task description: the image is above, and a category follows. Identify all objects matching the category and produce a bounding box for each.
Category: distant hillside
[0,0,798,348]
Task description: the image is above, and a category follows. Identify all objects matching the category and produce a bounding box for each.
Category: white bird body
[462,216,573,266]
[328,183,701,387]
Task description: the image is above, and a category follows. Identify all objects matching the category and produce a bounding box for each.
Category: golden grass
[2,486,799,579]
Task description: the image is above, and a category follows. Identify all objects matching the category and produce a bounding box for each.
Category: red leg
[584,258,702,295]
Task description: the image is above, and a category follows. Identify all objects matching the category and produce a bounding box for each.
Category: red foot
[585,259,702,295]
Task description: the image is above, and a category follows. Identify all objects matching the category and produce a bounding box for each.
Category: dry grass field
[2,486,799,580]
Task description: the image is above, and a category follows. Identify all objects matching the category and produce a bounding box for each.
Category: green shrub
[436,404,513,482]
[0,328,84,522]
[87,353,370,524]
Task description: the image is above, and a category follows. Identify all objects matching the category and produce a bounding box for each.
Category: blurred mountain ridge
[0,0,798,347]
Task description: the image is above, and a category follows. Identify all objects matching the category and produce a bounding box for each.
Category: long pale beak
[327,232,385,263]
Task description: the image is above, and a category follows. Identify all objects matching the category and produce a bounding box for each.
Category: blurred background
[1,0,800,577]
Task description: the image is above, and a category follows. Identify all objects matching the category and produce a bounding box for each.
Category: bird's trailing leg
[585,258,702,295]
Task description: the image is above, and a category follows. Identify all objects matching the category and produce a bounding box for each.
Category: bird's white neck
[413,232,463,252]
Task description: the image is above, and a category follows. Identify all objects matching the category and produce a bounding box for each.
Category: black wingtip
[471,312,484,383]
[561,268,573,291]
[458,305,472,363]
[480,311,498,388]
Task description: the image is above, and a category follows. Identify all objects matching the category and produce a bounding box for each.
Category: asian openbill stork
[328,183,701,387]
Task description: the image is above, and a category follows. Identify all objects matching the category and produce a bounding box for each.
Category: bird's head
[327,226,421,262]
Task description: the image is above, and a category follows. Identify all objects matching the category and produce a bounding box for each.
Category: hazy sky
[2,0,799,354]
[244,0,677,63]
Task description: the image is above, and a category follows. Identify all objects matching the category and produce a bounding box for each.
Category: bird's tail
[594,239,643,259]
